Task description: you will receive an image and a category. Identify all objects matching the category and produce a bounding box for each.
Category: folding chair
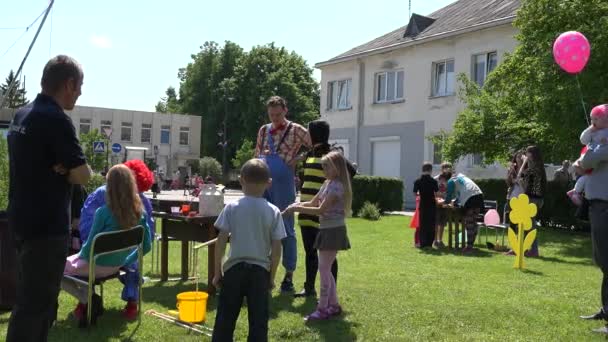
[480,200,508,246]
[63,225,145,326]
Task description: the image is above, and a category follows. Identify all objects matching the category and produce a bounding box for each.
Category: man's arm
[68,164,92,185]
[580,145,608,170]
[269,239,282,289]
[254,126,264,157]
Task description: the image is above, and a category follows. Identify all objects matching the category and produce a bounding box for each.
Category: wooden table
[153,212,218,294]
[442,205,467,249]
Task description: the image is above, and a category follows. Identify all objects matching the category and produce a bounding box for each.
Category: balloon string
[575,75,590,126]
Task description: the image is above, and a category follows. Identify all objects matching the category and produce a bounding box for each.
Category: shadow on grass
[520,269,544,276]
[270,293,359,341]
[143,281,218,314]
[418,247,493,258]
[50,308,133,341]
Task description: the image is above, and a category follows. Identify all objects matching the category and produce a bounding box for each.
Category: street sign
[93,141,105,154]
[112,143,122,154]
[102,127,112,138]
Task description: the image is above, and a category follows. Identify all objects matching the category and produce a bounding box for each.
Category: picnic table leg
[448,212,453,249]
[208,225,217,295]
[455,214,460,249]
[181,240,189,281]
[161,219,168,282]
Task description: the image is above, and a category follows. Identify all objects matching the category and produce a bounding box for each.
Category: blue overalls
[260,123,297,272]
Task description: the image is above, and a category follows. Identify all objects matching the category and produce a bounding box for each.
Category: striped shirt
[299,156,326,229]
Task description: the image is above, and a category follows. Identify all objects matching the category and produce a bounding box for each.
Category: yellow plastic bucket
[176,291,208,323]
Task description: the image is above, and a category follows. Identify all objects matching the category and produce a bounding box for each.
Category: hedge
[473,179,587,231]
[352,175,404,215]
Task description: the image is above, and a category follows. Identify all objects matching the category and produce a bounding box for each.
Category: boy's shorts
[436,208,448,227]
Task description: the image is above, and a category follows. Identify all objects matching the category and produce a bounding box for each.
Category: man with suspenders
[255,96,311,292]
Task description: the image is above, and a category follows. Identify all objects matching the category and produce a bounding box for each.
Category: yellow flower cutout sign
[507,194,538,269]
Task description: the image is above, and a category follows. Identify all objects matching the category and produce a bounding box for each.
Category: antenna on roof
[409,0,412,18]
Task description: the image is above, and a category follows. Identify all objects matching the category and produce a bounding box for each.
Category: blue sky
[1,0,454,112]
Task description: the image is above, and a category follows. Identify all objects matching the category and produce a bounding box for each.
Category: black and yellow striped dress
[298,157,326,229]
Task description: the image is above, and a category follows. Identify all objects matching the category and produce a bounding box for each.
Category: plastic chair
[63,225,145,326]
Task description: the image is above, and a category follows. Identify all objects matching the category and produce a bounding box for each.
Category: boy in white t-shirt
[212,159,286,342]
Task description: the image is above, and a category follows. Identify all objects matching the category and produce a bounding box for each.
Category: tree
[160,41,320,165]
[1,70,28,109]
[155,86,182,113]
[79,129,107,172]
[232,139,255,169]
[441,0,608,164]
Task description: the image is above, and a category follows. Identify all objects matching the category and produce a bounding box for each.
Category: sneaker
[280,279,295,293]
[433,241,440,249]
[592,326,608,334]
[504,250,516,256]
[122,301,138,321]
[304,308,330,322]
[294,288,317,298]
[581,309,607,320]
[327,304,342,317]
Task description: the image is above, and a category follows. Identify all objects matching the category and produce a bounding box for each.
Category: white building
[65,106,202,176]
[315,0,520,206]
[1,105,202,176]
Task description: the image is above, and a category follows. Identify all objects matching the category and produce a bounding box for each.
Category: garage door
[372,138,401,178]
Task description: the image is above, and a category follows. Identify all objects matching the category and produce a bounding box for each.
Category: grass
[0,216,605,341]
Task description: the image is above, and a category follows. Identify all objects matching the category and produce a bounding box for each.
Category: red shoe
[122,301,138,321]
[72,303,86,321]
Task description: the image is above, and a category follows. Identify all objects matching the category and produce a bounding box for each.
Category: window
[161,125,171,144]
[121,122,132,142]
[79,118,91,135]
[141,123,152,144]
[472,153,484,166]
[375,70,404,103]
[433,141,443,165]
[432,60,455,97]
[100,120,112,138]
[473,52,498,87]
[179,127,189,145]
[327,79,352,110]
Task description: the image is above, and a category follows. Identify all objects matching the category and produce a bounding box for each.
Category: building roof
[316,0,519,67]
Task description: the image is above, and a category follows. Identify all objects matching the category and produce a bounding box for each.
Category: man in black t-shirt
[413,162,439,249]
[6,55,91,342]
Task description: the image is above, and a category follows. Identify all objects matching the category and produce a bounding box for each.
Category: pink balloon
[553,31,591,74]
[484,209,500,226]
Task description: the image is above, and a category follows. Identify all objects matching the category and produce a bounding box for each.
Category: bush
[352,176,404,215]
[85,173,106,195]
[358,201,381,221]
[473,178,586,231]
[0,136,8,211]
[199,157,223,182]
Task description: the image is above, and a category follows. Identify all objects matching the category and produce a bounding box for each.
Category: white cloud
[89,35,112,49]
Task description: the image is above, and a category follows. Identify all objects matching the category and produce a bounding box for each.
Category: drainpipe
[355,58,365,165]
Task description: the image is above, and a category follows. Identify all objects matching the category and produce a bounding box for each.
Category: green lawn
[0,216,605,341]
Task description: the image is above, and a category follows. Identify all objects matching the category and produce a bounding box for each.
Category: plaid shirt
[255,121,311,165]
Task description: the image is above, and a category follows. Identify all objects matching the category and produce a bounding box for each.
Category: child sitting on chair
[61,165,152,327]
